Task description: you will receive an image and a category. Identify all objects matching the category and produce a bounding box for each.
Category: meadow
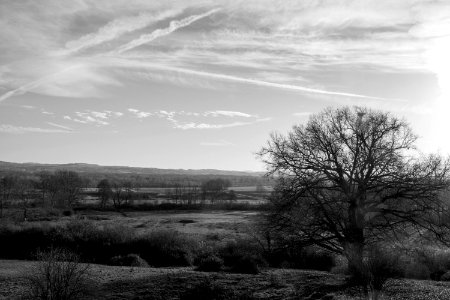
[1,205,450,299]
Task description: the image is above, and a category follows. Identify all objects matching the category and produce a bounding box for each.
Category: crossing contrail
[112,8,221,54]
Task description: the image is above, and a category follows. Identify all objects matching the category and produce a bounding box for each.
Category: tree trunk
[344,241,364,276]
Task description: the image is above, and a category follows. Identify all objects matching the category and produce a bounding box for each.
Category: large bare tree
[259,106,450,274]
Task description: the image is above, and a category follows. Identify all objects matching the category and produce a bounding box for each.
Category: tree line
[0,171,240,216]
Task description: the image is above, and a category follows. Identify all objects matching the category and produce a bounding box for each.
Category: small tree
[111,181,124,209]
[97,179,112,207]
[259,106,450,295]
[201,179,231,203]
[13,177,34,221]
[54,170,83,207]
[25,248,92,300]
[0,175,17,218]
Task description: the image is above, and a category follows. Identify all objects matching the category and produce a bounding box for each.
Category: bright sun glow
[426,35,450,154]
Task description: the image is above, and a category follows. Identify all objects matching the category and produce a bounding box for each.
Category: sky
[0,0,449,171]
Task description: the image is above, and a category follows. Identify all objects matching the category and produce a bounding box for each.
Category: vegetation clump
[24,248,93,300]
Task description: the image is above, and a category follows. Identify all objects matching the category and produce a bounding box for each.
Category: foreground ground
[1,260,450,300]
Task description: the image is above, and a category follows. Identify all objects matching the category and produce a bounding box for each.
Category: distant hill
[0,161,264,176]
[0,161,270,187]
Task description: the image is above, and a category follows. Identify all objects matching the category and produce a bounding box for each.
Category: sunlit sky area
[0,0,449,171]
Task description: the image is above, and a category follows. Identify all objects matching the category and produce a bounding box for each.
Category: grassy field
[1,259,450,300]
[2,208,450,299]
[78,209,259,238]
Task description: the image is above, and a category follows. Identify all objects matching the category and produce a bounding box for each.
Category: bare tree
[0,175,17,218]
[111,181,124,209]
[97,179,112,208]
[201,179,231,203]
[54,170,83,207]
[259,106,450,280]
[13,177,34,221]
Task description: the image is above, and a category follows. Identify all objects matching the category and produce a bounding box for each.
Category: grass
[1,260,450,299]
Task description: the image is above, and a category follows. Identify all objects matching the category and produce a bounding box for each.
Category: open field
[0,208,260,238]
[78,209,259,237]
[1,260,450,300]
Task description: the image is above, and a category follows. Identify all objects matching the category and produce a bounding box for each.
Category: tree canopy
[259,106,450,271]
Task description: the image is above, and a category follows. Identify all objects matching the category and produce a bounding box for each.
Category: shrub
[415,248,450,281]
[135,230,196,267]
[346,246,401,300]
[110,254,149,267]
[62,210,73,217]
[230,255,260,274]
[196,254,224,272]
[218,239,265,273]
[263,242,335,271]
[440,271,450,281]
[363,247,401,294]
[288,247,335,271]
[24,248,93,300]
[404,263,431,280]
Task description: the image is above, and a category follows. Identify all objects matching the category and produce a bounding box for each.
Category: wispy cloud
[204,111,255,118]
[0,66,79,103]
[173,117,271,130]
[112,8,221,54]
[116,60,392,101]
[0,124,71,134]
[125,108,269,129]
[59,9,183,56]
[128,108,153,118]
[64,110,123,126]
[46,122,73,131]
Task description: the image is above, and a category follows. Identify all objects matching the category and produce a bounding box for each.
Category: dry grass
[1,260,450,300]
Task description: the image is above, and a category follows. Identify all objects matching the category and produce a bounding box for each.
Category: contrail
[59,9,183,56]
[115,60,400,101]
[112,8,221,54]
[0,66,78,103]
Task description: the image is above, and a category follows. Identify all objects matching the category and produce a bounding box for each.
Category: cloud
[173,117,271,130]
[128,108,153,118]
[115,60,394,101]
[0,0,444,108]
[112,8,221,54]
[124,108,270,129]
[204,110,255,118]
[0,66,79,103]
[59,8,184,55]
[64,110,123,126]
[0,124,71,134]
[46,122,74,131]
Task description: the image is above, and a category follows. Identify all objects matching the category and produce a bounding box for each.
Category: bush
[230,255,260,274]
[265,245,335,271]
[218,239,265,273]
[440,271,450,281]
[196,254,224,272]
[110,254,149,267]
[404,263,431,280]
[24,248,93,300]
[414,248,450,281]
[363,247,401,293]
[135,230,196,267]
